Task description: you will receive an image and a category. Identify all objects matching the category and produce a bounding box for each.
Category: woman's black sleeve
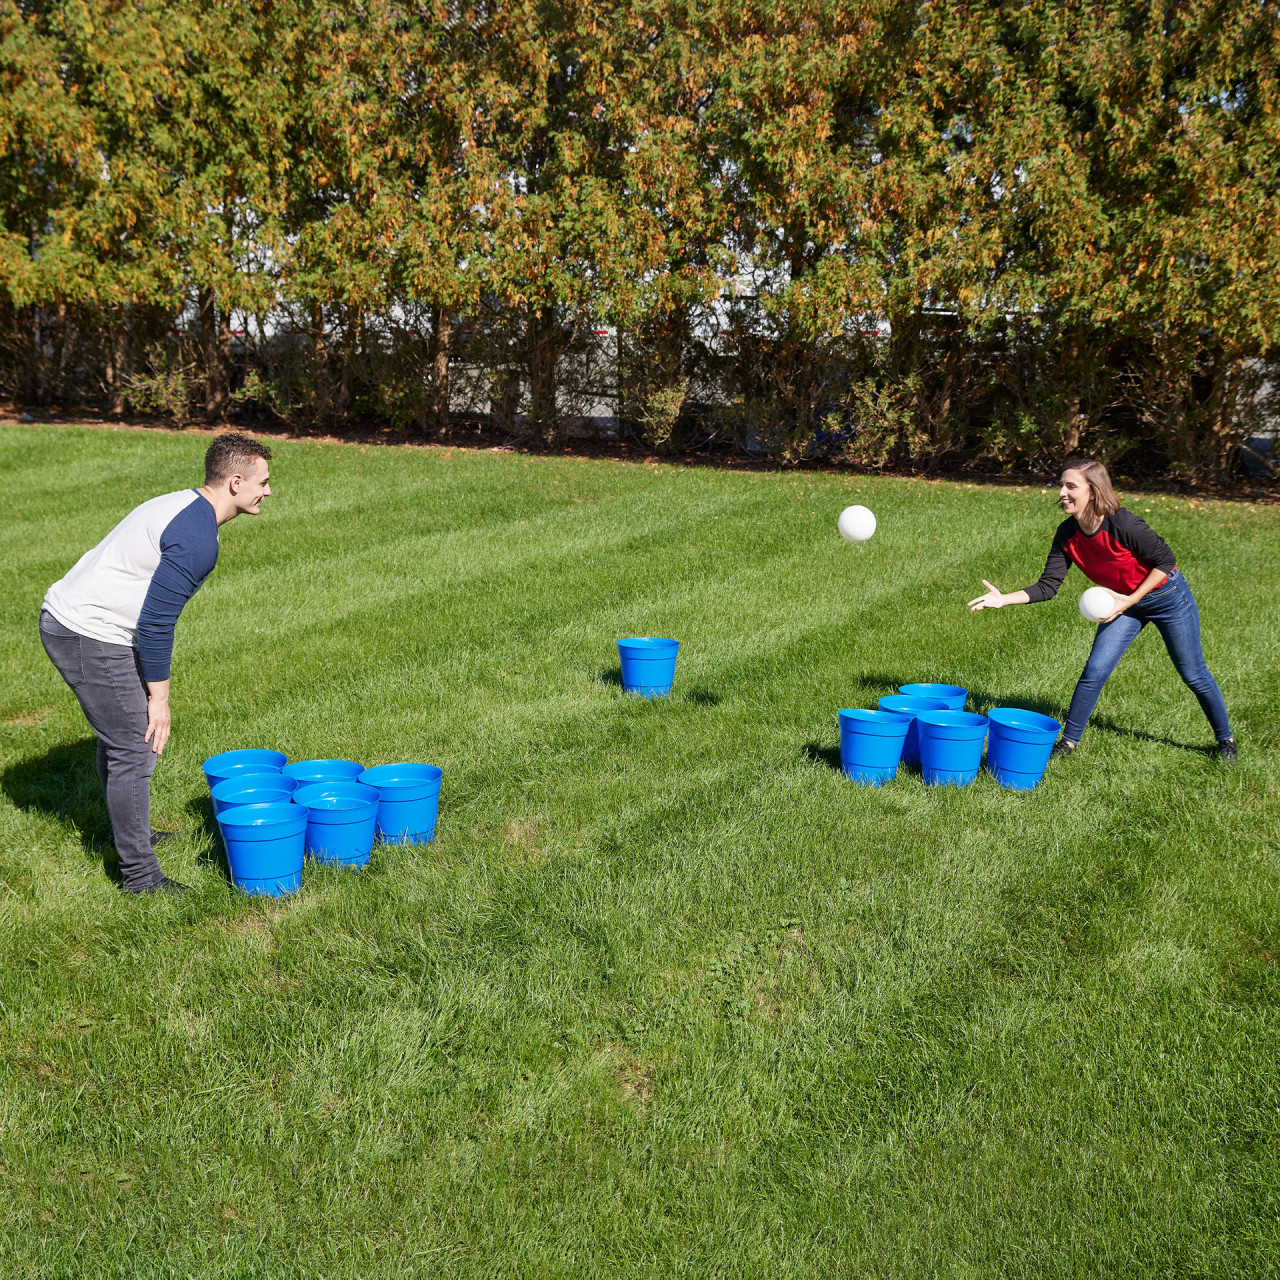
[1022,521,1074,602]
[1109,509,1177,573]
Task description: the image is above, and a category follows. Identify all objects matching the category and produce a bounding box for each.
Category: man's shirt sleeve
[135,498,219,681]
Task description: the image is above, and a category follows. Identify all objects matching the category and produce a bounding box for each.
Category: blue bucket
[877,695,950,767]
[358,763,443,845]
[898,683,967,711]
[210,772,299,816]
[283,758,364,786]
[986,708,1062,791]
[292,781,380,868]
[202,748,287,791]
[916,710,989,786]
[218,802,307,895]
[617,638,680,698]
[837,709,911,786]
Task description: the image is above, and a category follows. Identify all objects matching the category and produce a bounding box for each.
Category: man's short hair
[205,432,272,485]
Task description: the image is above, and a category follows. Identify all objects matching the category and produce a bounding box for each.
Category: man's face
[229,457,271,515]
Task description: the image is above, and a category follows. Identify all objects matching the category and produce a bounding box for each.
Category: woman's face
[1059,469,1092,518]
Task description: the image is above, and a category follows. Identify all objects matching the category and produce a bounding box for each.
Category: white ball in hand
[1079,586,1117,623]
[838,505,877,543]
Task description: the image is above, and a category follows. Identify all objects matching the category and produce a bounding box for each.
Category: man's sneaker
[1217,738,1237,762]
[124,876,192,895]
[1049,738,1077,759]
[150,829,177,847]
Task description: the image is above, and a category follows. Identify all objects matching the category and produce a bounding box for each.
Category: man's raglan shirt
[1022,508,1176,603]
[43,490,219,680]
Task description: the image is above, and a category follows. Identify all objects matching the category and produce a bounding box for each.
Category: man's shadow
[0,737,122,883]
[1,738,231,883]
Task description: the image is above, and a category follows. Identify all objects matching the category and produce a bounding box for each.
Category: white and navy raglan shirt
[43,490,219,681]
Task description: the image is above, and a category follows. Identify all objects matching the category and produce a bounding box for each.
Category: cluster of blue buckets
[202,750,443,895]
[838,683,1062,790]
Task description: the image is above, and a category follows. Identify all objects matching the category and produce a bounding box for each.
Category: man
[39,433,273,893]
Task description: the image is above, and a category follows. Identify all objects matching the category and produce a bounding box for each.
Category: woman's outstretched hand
[968,580,1006,611]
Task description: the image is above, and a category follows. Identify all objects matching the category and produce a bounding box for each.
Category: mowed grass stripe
[1,426,1278,1277]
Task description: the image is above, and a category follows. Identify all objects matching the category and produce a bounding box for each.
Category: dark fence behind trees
[2,0,1277,479]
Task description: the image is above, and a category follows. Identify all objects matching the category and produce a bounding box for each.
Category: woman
[967,459,1235,760]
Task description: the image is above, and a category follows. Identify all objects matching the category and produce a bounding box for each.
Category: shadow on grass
[854,671,1209,753]
[596,666,624,689]
[683,687,721,706]
[183,792,230,876]
[801,741,843,772]
[0,737,122,883]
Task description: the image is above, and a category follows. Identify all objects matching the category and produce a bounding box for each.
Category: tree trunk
[200,287,229,421]
[492,367,520,434]
[49,301,68,405]
[527,307,561,442]
[429,307,452,434]
[1205,345,1245,481]
[104,313,128,417]
[335,308,358,422]
[310,302,329,423]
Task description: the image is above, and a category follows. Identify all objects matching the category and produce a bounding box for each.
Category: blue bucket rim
[987,707,1063,734]
[838,708,904,726]
[915,709,989,729]
[898,683,967,699]
[283,758,363,777]
[878,695,951,713]
[618,636,679,649]
[218,801,307,831]
[359,762,443,788]
[294,781,381,810]
[203,748,287,774]
[211,773,298,798]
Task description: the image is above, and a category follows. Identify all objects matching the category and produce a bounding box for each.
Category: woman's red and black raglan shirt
[1022,508,1177,602]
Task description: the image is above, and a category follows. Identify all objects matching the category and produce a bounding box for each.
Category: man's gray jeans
[39,610,164,890]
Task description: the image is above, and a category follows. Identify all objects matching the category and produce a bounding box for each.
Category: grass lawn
[1,423,1278,1278]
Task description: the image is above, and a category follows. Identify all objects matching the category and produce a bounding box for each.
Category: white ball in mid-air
[838,505,877,543]
[1079,586,1117,623]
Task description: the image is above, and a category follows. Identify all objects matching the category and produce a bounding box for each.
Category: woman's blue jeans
[1063,571,1232,744]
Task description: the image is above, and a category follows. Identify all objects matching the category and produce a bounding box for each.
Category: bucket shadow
[184,793,231,875]
[596,666,625,689]
[0,737,122,883]
[801,741,843,773]
[683,688,720,707]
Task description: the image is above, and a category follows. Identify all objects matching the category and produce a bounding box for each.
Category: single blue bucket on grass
[617,638,680,698]
[986,708,1062,791]
[898,683,968,711]
[358,763,443,845]
[877,695,950,767]
[916,710,989,786]
[283,758,364,786]
[838,709,911,786]
[292,781,380,868]
[210,772,298,816]
[202,748,287,791]
[218,802,306,895]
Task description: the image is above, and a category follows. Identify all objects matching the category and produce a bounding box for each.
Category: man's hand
[968,580,1006,611]
[145,680,172,755]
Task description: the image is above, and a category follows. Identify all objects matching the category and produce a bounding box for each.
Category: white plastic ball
[1079,586,1117,623]
[838,505,877,543]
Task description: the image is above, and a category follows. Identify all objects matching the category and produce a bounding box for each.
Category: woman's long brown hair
[1063,457,1121,518]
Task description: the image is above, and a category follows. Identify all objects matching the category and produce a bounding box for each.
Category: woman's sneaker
[1217,738,1237,762]
[1049,738,1076,759]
